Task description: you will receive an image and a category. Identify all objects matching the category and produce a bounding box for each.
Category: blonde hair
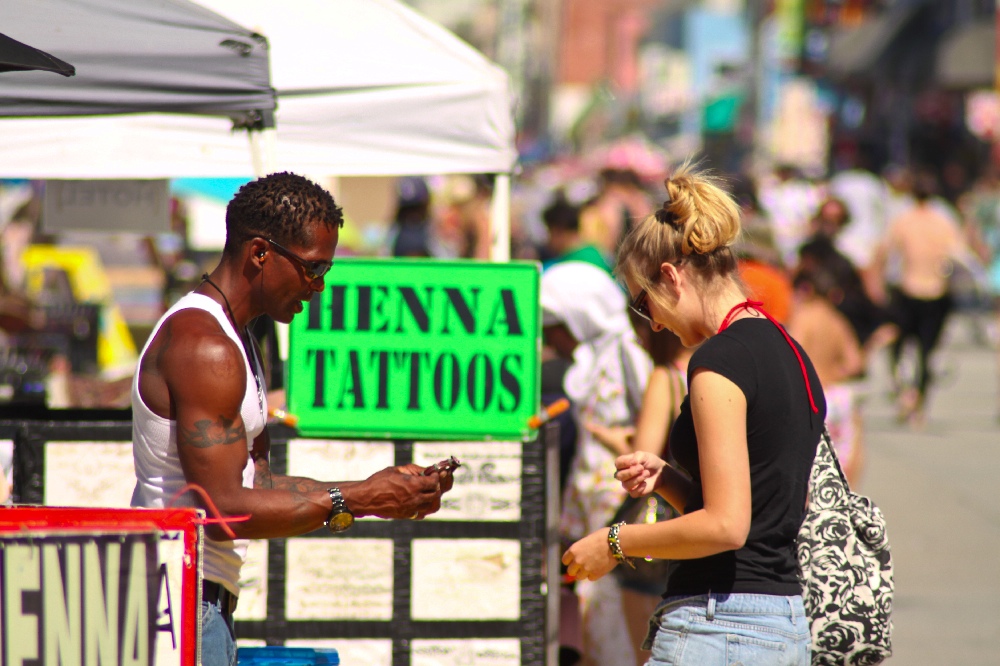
[615,161,742,295]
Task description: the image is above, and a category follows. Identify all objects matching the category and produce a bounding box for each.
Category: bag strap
[718,299,819,415]
[818,426,851,490]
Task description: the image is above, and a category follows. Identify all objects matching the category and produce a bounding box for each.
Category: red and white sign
[0,507,202,666]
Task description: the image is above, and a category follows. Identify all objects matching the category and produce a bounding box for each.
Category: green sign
[287,258,540,440]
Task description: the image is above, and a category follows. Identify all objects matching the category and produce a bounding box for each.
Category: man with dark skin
[131,172,452,665]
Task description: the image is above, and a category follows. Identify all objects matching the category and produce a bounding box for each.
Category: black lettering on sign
[311,283,528,339]
[441,288,480,334]
[396,286,433,333]
[356,285,391,333]
[486,289,523,337]
[395,351,426,411]
[306,349,327,408]
[466,354,495,413]
[356,286,372,331]
[334,350,365,409]
[155,563,176,651]
[323,285,347,331]
[433,353,461,411]
[1,534,159,666]
[370,350,391,409]
[498,354,523,412]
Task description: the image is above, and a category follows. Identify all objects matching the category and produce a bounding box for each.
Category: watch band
[325,487,354,532]
[326,487,344,522]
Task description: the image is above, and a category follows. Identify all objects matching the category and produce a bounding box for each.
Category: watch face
[329,512,354,532]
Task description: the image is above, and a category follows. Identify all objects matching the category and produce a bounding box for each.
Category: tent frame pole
[489,173,512,262]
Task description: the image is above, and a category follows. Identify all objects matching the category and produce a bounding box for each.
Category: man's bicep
[170,341,251,494]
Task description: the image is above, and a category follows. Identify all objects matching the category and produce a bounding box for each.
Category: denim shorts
[643,593,810,666]
[200,600,237,666]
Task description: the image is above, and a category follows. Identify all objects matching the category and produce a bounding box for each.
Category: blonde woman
[562,164,823,666]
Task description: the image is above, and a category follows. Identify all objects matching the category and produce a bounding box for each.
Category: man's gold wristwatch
[325,487,354,533]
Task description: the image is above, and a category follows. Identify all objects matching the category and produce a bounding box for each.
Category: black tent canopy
[0,32,75,77]
[0,0,275,128]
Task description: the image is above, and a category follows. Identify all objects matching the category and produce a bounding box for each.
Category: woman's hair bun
[662,164,740,255]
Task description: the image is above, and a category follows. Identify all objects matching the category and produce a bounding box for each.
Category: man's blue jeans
[200,600,237,666]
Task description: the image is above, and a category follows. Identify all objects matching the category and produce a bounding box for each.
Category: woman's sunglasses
[629,289,651,322]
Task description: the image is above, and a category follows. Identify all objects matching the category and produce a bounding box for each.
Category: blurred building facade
[406,0,997,181]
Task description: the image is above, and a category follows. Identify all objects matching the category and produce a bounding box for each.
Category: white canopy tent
[0,0,517,177]
[0,0,517,257]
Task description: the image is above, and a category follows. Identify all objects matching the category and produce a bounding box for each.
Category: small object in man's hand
[423,456,461,476]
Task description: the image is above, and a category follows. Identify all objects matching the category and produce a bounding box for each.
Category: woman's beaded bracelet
[607,521,636,569]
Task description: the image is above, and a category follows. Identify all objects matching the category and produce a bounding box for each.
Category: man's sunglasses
[629,288,651,322]
[266,238,333,281]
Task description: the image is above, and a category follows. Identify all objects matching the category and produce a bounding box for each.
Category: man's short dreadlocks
[224,172,344,256]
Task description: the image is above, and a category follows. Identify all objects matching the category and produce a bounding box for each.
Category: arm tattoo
[253,453,274,489]
[180,416,246,449]
[250,440,328,493]
[254,464,327,493]
[268,475,330,494]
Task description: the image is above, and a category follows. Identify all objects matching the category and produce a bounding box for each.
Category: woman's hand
[584,422,635,456]
[615,451,665,497]
[561,528,618,581]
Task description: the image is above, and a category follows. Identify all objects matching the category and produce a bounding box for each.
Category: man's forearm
[254,457,330,493]
[265,473,330,494]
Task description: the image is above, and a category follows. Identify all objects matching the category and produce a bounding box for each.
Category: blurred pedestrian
[585,319,690,666]
[758,163,824,267]
[828,156,888,273]
[729,174,794,323]
[563,163,821,666]
[797,197,896,360]
[433,174,493,259]
[787,267,866,487]
[579,168,652,266]
[957,165,1000,347]
[540,190,612,274]
[388,176,435,257]
[542,260,651,666]
[873,171,969,427]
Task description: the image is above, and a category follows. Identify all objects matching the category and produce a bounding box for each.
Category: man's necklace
[201,274,264,409]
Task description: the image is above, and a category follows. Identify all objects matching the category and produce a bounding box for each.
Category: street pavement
[858,313,1000,665]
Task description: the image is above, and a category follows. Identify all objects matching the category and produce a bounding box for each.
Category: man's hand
[345,464,453,520]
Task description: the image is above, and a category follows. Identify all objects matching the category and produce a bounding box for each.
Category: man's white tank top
[131,292,266,596]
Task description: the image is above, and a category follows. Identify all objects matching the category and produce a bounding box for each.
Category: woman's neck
[705,285,756,334]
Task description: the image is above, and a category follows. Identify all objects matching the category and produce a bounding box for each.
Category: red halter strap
[717,299,819,414]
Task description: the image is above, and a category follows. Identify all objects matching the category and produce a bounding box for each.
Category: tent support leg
[489,173,511,262]
[248,128,277,177]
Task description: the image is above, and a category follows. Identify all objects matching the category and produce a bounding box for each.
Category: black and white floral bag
[797,429,894,666]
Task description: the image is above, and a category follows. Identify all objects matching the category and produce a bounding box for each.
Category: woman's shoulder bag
[797,428,894,666]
